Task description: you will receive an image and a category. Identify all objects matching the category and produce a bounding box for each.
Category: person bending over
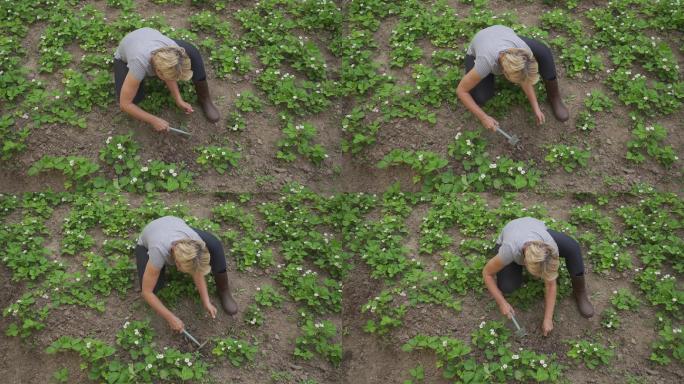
[136,216,238,333]
[457,25,570,132]
[114,27,220,132]
[482,217,594,337]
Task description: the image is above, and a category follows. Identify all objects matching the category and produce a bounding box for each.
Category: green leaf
[180,366,194,380]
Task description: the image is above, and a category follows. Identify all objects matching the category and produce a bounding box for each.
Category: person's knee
[497,279,521,294]
[471,91,491,107]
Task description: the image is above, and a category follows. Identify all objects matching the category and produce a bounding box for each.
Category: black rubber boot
[571,275,594,318]
[213,271,238,315]
[194,80,220,123]
[543,78,569,122]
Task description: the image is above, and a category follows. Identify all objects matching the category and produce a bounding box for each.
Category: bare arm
[141,262,183,332]
[163,79,182,103]
[119,73,169,131]
[482,255,515,318]
[192,272,216,318]
[162,78,194,114]
[456,68,498,131]
[542,278,557,336]
[520,81,545,125]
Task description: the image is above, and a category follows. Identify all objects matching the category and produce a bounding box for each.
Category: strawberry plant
[294,319,342,366]
[626,120,678,168]
[256,68,337,115]
[28,156,100,190]
[611,288,640,311]
[650,314,684,365]
[552,38,604,78]
[47,320,208,382]
[234,91,264,113]
[0,114,29,160]
[340,106,381,154]
[583,91,614,113]
[276,263,342,314]
[276,119,328,165]
[243,304,265,327]
[606,68,683,116]
[99,134,194,192]
[565,339,614,370]
[601,307,621,330]
[575,111,596,132]
[403,320,563,383]
[195,146,241,174]
[377,149,449,183]
[255,284,285,308]
[212,337,258,367]
[403,365,424,384]
[545,145,590,172]
[227,111,247,132]
[635,268,683,318]
[444,131,540,191]
[361,289,408,335]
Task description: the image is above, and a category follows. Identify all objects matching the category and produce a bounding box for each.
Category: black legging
[465,36,558,106]
[114,40,207,105]
[495,229,585,294]
[135,228,227,293]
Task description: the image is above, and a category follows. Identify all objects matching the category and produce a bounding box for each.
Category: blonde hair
[151,46,193,81]
[524,241,559,281]
[500,48,539,85]
[172,239,210,275]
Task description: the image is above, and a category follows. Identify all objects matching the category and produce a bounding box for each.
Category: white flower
[157,354,164,359]
[146,364,152,370]
[512,354,519,360]
[479,321,486,329]
[502,364,508,369]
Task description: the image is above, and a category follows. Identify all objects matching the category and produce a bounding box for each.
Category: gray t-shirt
[466,25,531,78]
[137,216,203,269]
[496,217,558,266]
[114,27,178,81]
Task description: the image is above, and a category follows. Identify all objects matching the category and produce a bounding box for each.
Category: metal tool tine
[510,315,528,337]
[169,127,191,136]
[182,329,201,346]
[496,127,519,145]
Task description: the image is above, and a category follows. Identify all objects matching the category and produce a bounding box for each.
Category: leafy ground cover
[0,0,682,383]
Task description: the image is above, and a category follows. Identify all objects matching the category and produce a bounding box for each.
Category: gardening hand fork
[510,314,528,338]
[169,127,191,137]
[496,126,520,146]
[182,329,209,351]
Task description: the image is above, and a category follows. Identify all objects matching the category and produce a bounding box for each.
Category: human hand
[204,302,217,319]
[176,100,194,114]
[151,117,170,132]
[480,115,499,132]
[498,300,515,319]
[168,315,184,333]
[534,108,546,125]
[542,318,554,337]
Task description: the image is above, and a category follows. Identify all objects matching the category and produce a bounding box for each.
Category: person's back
[114,27,178,81]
